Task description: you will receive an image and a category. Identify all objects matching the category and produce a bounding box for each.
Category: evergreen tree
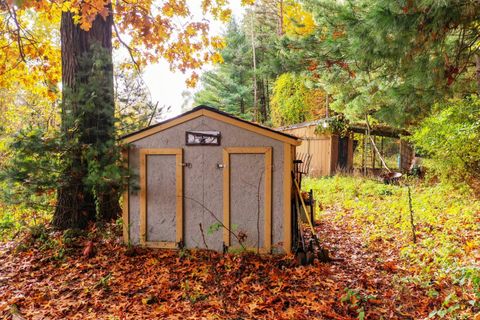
[295,0,480,126]
[194,19,254,118]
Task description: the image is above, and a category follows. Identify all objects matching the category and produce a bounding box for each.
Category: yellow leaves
[162,0,189,18]
[202,0,232,22]
[186,73,199,88]
[463,240,477,254]
[219,8,232,22]
[283,0,316,37]
[162,4,175,17]
[185,25,197,36]
[61,1,72,12]
[0,9,60,136]
[210,52,224,64]
[241,0,255,5]
[210,36,226,50]
[6,0,232,91]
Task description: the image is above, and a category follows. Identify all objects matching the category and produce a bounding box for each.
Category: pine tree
[195,19,254,118]
[297,0,480,126]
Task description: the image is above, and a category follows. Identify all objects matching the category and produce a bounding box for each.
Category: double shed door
[139,147,272,252]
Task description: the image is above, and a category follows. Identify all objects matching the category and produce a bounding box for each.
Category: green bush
[410,95,480,183]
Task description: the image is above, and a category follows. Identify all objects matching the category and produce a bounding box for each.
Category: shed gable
[122,106,301,146]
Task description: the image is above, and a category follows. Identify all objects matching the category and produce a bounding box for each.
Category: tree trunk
[240,98,245,114]
[476,54,480,95]
[258,79,267,123]
[53,7,120,229]
[278,0,284,35]
[265,77,269,119]
[250,10,258,122]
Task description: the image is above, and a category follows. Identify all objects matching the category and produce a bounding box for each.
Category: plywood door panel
[223,147,272,253]
[139,149,183,248]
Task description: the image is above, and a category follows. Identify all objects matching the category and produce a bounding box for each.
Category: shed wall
[128,115,286,252]
[282,125,334,177]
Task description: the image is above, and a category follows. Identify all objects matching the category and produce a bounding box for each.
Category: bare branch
[112,20,140,71]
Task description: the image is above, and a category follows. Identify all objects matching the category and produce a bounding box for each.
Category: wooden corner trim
[121,148,130,244]
[283,143,293,254]
[222,149,230,247]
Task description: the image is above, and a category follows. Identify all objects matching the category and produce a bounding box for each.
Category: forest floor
[0,177,478,319]
[0,214,442,319]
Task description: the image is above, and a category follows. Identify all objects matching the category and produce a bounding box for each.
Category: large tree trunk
[53,7,120,229]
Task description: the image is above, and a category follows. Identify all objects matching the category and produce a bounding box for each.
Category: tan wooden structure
[121,106,301,254]
[279,120,413,177]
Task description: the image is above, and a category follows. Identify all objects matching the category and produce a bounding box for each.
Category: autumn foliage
[0,217,450,319]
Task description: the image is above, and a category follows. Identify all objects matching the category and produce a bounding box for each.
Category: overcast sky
[141,1,245,119]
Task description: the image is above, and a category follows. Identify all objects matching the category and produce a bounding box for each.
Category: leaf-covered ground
[0,218,445,320]
[305,176,480,319]
[1,177,478,319]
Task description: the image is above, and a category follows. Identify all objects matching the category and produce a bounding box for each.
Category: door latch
[217,163,225,169]
[181,162,192,168]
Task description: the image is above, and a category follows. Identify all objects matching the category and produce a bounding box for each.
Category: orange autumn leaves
[3,0,240,88]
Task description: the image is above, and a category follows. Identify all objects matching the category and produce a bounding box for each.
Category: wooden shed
[121,106,301,254]
[279,120,413,177]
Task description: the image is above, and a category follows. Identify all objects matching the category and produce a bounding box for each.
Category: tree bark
[250,10,258,122]
[476,54,480,95]
[278,0,284,35]
[53,7,120,229]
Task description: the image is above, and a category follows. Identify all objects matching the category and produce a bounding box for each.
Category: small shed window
[185,130,221,145]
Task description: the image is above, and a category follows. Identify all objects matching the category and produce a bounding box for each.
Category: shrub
[410,95,480,184]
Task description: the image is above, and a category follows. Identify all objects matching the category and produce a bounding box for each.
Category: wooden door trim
[283,143,293,254]
[121,148,130,244]
[139,148,183,248]
[222,147,272,253]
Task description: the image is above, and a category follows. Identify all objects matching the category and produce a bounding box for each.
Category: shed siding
[230,153,265,249]
[128,115,285,252]
[145,154,177,242]
[283,125,334,177]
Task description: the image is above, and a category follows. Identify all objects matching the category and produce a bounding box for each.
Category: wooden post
[362,132,367,175]
[372,136,376,169]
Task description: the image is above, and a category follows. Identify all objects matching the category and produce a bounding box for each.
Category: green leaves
[298,0,480,126]
[410,95,480,182]
[270,72,325,126]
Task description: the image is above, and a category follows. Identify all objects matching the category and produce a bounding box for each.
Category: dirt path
[315,210,434,319]
[0,214,433,319]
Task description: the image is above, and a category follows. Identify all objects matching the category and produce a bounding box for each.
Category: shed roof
[278,119,409,139]
[122,105,302,145]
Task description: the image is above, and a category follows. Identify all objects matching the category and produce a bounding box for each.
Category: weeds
[304,176,480,318]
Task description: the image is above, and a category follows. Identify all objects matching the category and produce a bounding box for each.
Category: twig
[5,1,26,63]
[198,223,209,250]
[147,101,159,126]
[239,171,264,253]
[182,196,246,250]
[112,19,140,71]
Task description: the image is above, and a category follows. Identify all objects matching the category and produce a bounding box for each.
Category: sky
[141,1,245,119]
